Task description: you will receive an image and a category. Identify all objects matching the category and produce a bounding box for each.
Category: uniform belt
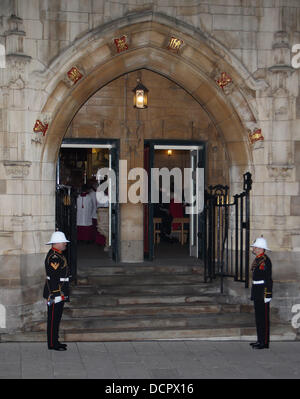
[47,277,69,282]
[253,280,264,285]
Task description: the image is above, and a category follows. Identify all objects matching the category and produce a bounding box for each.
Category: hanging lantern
[133,79,149,109]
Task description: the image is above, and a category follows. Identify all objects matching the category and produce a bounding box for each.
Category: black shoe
[48,345,67,351]
[252,343,266,350]
[249,341,259,346]
[58,342,67,348]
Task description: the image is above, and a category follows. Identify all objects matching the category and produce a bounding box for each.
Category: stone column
[119,119,145,263]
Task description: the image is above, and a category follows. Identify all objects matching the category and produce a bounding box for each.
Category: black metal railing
[204,172,252,292]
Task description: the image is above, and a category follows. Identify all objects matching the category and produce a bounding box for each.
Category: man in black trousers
[249,236,273,350]
[43,231,70,351]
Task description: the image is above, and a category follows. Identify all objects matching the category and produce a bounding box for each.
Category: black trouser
[155,210,173,237]
[47,301,64,348]
[254,300,270,346]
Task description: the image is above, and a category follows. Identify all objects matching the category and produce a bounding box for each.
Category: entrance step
[1,323,296,343]
[63,302,241,319]
[3,261,294,342]
[77,283,217,296]
[81,273,205,286]
[31,312,254,333]
[69,293,217,307]
[77,264,203,277]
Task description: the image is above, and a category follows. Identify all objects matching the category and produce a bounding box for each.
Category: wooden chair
[171,217,189,245]
[153,217,189,245]
[153,217,162,244]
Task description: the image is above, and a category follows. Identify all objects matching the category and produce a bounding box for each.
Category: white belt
[253,280,264,285]
[46,277,69,282]
[55,295,66,303]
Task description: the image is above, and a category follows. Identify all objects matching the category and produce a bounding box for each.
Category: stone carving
[33,119,48,136]
[216,72,232,91]
[114,35,129,53]
[4,14,31,73]
[267,165,294,180]
[167,36,184,53]
[67,66,83,85]
[248,128,264,145]
[32,113,52,139]
[3,161,31,179]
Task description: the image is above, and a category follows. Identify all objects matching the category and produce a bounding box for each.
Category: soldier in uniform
[249,236,273,350]
[43,231,70,351]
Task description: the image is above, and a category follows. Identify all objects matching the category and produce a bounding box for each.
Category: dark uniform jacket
[43,247,70,302]
[250,253,272,302]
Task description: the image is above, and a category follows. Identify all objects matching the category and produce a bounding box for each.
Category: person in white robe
[77,185,95,242]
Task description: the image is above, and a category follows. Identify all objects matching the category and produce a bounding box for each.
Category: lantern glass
[133,81,148,109]
[136,89,145,108]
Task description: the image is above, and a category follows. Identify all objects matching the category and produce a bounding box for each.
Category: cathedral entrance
[41,16,254,267]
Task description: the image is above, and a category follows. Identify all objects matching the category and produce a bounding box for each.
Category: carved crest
[216,72,232,90]
[114,35,129,53]
[33,120,48,136]
[167,36,184,52]
[67,66,83,84]
[249,128,264,144]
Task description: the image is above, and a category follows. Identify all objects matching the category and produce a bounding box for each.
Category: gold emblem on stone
[249,128,264,144]
[33,120,48,136]
[167,37,184,52]
[216,72,232,90]
[67,66,83,84]
[114,35,129,53]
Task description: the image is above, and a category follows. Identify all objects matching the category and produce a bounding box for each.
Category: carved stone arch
[35,12,265,179]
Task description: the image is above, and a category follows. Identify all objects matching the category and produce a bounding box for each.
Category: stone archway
[37,13,262,166]
[34,12,263,261]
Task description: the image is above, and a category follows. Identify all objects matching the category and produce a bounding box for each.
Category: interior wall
[65,69,230,187]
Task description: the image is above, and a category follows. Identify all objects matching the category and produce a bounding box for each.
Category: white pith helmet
[46,231,70,245]
[250,236,270,251]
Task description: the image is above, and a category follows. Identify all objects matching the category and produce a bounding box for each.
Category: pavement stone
[0,341,299,380]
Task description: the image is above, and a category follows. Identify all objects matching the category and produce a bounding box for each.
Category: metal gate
[55,184,77,284]
[204,172,252,292]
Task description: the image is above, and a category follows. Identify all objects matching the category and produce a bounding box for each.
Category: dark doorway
[56,139,120,278]
[144,140,206,261]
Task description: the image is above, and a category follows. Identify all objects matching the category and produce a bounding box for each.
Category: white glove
[54,295,63,303]
[264,298,271,303]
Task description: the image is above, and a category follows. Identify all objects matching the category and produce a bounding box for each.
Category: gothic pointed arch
[34,12,265,178]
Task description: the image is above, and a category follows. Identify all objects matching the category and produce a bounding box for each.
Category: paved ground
[0,340,299,380]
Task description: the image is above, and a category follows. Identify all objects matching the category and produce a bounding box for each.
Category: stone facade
[0,0,300,333]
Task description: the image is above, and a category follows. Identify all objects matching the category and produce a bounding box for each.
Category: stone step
[90,283,219,296]
[69,293,217,307]
[63,303,241,319]
[30,312,254,333]
[1,323,296,343]
[71,285,98,295]
[77,264,204,277]
[83,273,205,286]
[63,326,255,342]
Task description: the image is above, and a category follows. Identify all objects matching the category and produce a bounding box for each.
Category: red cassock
[169,198,183,230]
